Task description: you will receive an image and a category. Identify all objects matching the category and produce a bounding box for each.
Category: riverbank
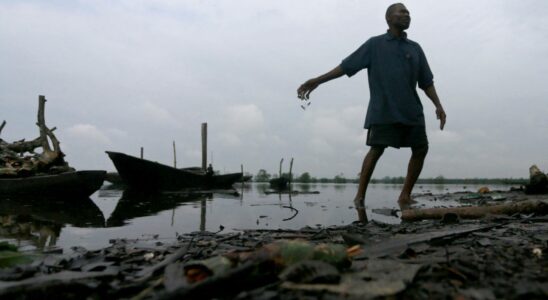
[0,189,547,299]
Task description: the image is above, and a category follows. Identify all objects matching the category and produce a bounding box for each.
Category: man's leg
[398,144,428,204]
[354,146,385,208]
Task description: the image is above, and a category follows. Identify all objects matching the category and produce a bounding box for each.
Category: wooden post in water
[288,158,294,192]
[173,141,177,168]
[289,157,294,184]
[201,123,207,171]
[140,147,144,159]
[279,158,284,178]
[241,164,244,174]
[0,120,6,136]
[200,198,206,232]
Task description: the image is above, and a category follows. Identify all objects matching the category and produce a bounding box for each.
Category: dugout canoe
[106,151,243,191]
[0,170,106,198]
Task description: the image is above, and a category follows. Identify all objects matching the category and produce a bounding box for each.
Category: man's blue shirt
[340,31,433,128]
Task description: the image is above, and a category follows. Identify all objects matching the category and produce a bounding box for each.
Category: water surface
[0,183,510,252]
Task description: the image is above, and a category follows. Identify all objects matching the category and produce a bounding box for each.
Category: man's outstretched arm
[424,84,446,130]
[297,65,345,100]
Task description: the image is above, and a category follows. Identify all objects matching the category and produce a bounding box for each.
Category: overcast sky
[1,0,547,179]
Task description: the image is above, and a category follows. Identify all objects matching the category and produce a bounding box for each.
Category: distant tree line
[254,170,352,184]
[253,170,527,185]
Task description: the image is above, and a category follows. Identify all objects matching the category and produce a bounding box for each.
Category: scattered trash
[532,247,542,258]
[490,194,506,201]
[143,253,155,261]
[460,193,486,200]
[478,186,490,194]
[372,208,400,217]
[279,260,340,284]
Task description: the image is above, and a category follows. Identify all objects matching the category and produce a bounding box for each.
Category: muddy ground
[0,190,547,299]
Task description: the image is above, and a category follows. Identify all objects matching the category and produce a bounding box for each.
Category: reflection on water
[0,215,62,249]
[0,183,511,252]
[333,184,347,191]
[107,189,212,227]
[0,196,104,250]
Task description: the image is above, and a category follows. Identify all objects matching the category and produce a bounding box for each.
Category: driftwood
[282,205,299,221]
[0,95,73,177]
[401,199,548,222]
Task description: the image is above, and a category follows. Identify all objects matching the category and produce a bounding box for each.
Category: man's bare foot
[398,194,417,204]
[398,201,412,210]
[356,206,368,223]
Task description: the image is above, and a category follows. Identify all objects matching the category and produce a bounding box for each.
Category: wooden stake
[289,158,294,182]
[202,123,207,171]
[140,147,144,159]
[0,120,5,136]
[279,158,284,178]
[200,198,206,232]
[173,140,177,168]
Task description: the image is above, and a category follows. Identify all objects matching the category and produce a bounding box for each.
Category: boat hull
[0,170,106,198]
[106,151,242,191]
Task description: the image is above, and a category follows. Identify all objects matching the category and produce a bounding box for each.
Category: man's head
[386,3,411,30]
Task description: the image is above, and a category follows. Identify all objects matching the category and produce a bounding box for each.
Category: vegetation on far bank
[251,169,527,185]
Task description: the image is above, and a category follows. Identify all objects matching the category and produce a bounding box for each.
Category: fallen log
[401,199,548,222]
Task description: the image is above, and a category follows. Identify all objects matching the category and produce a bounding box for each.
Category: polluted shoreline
[0,188,547,299]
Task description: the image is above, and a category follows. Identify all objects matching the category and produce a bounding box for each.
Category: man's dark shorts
[366,123,428,148]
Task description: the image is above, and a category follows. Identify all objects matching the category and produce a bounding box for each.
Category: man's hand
[297,66,345,101]
[297,79,319,100]
[436,106,446,130]
[423,85,446,130]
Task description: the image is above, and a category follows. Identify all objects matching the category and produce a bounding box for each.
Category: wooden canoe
[0,170,106,198]
[106,151,243,191]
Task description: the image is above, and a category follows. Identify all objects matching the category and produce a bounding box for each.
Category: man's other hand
[436,107,446,130]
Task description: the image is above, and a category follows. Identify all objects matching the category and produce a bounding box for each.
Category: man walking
[297,3,446,210]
